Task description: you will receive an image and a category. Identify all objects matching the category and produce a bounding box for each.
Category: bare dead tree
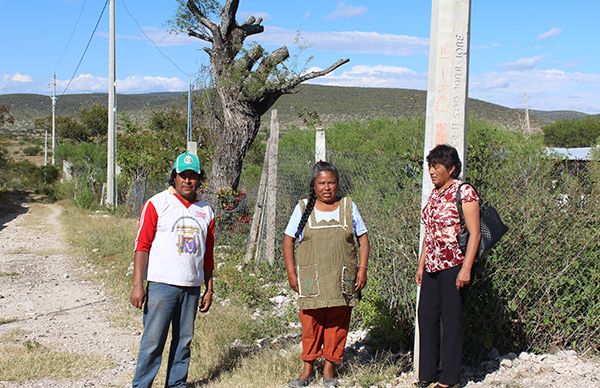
[178,0,349,192]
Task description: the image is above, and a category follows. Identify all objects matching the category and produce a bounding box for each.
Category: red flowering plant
[215,188,250,232]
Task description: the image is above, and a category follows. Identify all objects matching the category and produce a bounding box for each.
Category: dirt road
[0,203,136,387]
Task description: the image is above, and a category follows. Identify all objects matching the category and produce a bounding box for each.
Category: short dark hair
[426,144,462,178]
[168,169,207,187]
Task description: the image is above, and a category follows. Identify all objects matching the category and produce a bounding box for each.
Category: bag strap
[456,182,481,226]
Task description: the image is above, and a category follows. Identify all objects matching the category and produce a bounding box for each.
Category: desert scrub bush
[22,145,41,156]
[542,116,600,147]
[274,116,599,362]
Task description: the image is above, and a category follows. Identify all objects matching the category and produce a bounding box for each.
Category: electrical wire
[61,0,109,95]
[55,0,89,73]
[121,0,190,77]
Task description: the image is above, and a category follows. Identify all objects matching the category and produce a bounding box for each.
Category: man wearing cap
[130,152,215,388]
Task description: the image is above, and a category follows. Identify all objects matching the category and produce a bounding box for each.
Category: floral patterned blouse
[421,180,479,273]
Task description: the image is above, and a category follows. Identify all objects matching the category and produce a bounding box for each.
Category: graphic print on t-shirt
[171,216,203,255]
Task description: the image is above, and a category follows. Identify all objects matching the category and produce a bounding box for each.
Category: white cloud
[305,64,427,90]
[303,64,600,114]
[2,72,33,83]
[326,2,367,19]
[54,74,186,94]
[502,56,543,70]
[11,72,33,83]
[259,26,428,56]
[538,27,561,40]
[108,24,427,56]
[470,68,600,113]
[118,75,187,93]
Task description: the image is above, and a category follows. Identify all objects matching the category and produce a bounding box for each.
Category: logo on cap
[184,155,193,164]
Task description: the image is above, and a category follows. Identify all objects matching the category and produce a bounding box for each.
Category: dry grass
[0,331,114,382]
[57,201,408,386]
[0,328,28,342]
[59,202,138,326]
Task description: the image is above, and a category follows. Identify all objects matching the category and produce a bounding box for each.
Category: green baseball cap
[173,152,201,174]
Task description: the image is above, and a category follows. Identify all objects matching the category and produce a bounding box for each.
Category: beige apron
[296,197,359,310]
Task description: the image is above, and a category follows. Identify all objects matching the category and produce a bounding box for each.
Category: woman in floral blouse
[415,144,481,388]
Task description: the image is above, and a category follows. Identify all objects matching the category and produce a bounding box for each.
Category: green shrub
[22,146,41,156]
[273,116,599,361]
[542,116,600,147]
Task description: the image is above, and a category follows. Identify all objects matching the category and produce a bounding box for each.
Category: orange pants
[299,306,352,363]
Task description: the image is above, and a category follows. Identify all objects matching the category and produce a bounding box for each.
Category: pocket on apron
[340,265,356,297]
[297,263,320,298]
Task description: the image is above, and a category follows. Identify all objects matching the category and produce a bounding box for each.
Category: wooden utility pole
[264,110,280,265]
[106,0,117,206]
[244,140,270,265]
[523,90,531,135]
[414,0,472,377]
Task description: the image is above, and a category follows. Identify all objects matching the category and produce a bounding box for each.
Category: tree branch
[254,47,289,79]
[188,28,213,43]
[240,16,263,36]
[240,24,264,36]
[238,45,265,72]
[220,0,239,38]
[187,0,218,34]
[282,58,350,92]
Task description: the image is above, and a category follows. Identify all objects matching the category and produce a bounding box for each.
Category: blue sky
[1,0,599,113]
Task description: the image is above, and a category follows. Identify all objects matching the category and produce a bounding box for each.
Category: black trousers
[417,265,464,385]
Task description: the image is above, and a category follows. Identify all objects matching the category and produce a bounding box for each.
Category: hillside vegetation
[0,84,588,132]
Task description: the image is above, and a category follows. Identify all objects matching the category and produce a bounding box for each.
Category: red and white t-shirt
[135,188,215,287]
[421,180,479,273]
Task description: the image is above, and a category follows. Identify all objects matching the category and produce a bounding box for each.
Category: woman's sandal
[323,377,339,387]
[288,374,315,387]
[414,381,433,388]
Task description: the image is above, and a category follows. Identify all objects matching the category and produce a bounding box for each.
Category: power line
[121,0,190,77]
[61,0,109,95]
[55,0,89,73]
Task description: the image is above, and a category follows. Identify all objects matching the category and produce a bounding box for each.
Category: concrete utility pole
[414,0,471,377]
[106,0,117,206]
[44,129,48,166]
[315,128,326,162]
[186,78,196,154]
[51,74,57,165]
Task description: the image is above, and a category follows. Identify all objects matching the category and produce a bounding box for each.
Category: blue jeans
[132,281,200,388]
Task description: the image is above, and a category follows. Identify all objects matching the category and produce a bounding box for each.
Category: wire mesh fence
[250,125,599,363]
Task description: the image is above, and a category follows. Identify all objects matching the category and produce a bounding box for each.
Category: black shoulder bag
[456,183,508,260]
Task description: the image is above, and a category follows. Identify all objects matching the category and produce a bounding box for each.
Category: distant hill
[0,84,588,132]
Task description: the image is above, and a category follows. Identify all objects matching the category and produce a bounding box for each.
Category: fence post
[244,139,270,265]
[265,110,280,265]
[315,127,326,162]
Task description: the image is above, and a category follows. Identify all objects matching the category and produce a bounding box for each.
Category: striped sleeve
[203,218,215,272]
[134,200,158,252]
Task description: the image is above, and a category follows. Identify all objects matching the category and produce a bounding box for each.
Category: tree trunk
[208,92,260,193]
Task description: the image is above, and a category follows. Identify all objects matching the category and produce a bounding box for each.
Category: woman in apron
[283,161,370,388]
